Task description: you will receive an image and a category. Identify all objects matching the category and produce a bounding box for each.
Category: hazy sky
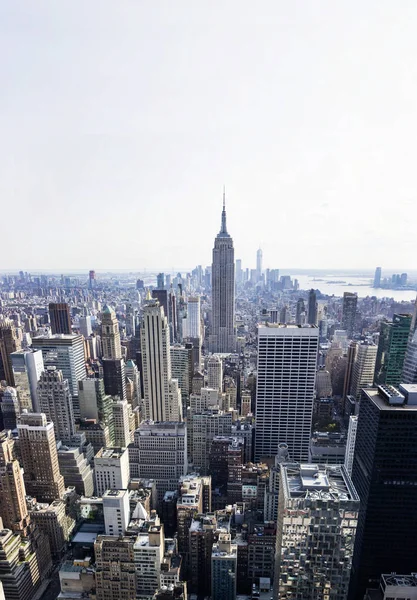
[1,1,417,272]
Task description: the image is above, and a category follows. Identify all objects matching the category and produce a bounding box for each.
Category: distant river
[293,274,417,301]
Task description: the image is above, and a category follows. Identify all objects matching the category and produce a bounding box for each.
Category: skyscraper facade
[307,289,317,326]
[350,342,377,400]
[373,267,382,288]
[274,463,359,600]
[256,248,262,282]
[342,292,358,338]
[0,320,21,386]
[101,306,122,359]
[18,413,65,503]
[350,385,417,598]
[37,367,75,443]
[209,197,236,353]
[140,299,181,421]
[255,324,319,462]
[31,334,86,400]
[402,297,417,383]
[374,313,412,386]
[49,303,72,335]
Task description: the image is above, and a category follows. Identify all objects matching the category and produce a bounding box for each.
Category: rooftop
[282,463,360,502]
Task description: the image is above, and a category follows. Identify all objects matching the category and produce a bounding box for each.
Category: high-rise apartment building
[374,313,412,386]
[350,385,417,598]
[49,303,72,335]
[255,324,319,462]
[18,412,65,503]
[342,292,358,338]
[101,306,122,359]
[274,463,359,600]
[209,196,236,353]
[141,299,182,421]
[350,341,377,400]
[0,320,22,386]
[37,367,75,443]
[307,289,317,326]
[11,348,44,412]
[129,421,187,506]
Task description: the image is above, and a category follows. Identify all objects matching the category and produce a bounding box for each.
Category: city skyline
[2,2,417,270]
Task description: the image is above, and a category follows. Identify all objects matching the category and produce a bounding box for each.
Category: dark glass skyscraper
[342,292,358,338]
[209,195,236,353]
[49,302,72,335]
[374,313,412,386]
[307,289,317,326]
[350,385,417,598]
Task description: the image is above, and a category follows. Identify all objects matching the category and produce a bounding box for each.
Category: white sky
[1,1,417,272]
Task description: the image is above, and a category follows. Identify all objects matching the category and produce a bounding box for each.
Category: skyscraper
[209,194,236,353]
[37,367,75,443]
[207,355,223,394]
[256,248,262,282]
[129,421,187,505]
[18,412,65,503]
[49,303,72,335]
[184,296,201,339]
[373,267,382,288]
[0,320,21,386]
[307,289,317,326]
[255,324,319,462]
[101,306,122,359]
[31,334,86,403]
[402,297,417,383]
[295,298,306,325]
[274,464,359,600]
[11,348,44,412]
[140,299,182,421]
[350,385,417,598]
[374,313,412,386]
[350,341,377,400]
[211,533,237,600]
[342,292,358,338]
[0,431,30,535]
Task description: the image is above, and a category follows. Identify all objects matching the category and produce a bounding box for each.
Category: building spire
[220,187,228,235]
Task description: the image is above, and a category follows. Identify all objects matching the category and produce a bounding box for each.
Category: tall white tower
[209,193,236,354]
[140,299,182,421]
[255,324,319,462]
[256,248,263,282]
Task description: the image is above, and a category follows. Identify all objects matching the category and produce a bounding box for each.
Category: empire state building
[209,194,236,353]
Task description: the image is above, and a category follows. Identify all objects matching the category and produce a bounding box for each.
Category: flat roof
[365,388,417,412]
[282,463,360,502]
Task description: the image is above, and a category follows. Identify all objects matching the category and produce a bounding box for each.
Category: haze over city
[1,1,417,270]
